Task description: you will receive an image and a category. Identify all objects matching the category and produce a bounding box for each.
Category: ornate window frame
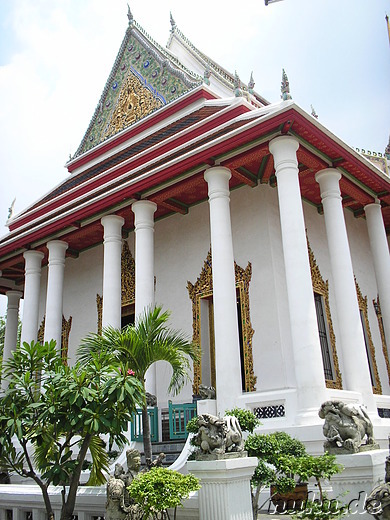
[37,315,72,364]
[187,250,256,395]
[97,240,135,334]
[355,280,382,394]
[308,241,342,389]
[373,296,390,385]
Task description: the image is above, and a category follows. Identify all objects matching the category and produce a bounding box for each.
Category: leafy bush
[225,407,260,433]
[128,467,200,518]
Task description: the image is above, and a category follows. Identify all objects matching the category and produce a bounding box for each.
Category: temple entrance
[187,250,256,396]
[199,296,216,390]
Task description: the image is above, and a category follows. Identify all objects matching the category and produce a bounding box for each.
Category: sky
[0,0,389,315]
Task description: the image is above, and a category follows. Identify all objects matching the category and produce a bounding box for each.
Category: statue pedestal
[196,399,217,416]
[330,449,388,519]
[187,457,257,520]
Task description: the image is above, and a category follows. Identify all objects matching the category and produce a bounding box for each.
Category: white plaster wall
[35,180,389,411]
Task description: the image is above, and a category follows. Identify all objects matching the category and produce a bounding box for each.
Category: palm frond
[86,435,109,486]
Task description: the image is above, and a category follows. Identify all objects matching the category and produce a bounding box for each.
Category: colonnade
[2,136,390,419]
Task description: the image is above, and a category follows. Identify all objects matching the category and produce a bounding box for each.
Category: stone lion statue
[198,384,216,400]
[191,413,244,457]
[318,400,376,453]
[366,483,390,519]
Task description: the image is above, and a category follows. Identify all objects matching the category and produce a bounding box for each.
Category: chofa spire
[281,69,292,100]
[127,4,134,25]
[170,12,177,32]
[248,72,255,94]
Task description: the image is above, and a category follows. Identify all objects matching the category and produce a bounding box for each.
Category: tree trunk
[142,405,153,465]
[60,433,92,520]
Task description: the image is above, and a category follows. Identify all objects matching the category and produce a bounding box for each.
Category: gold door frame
[187,250,256,395]
[307,240,342,389]
[38,315,72,364]
[97,240,135,334]
[373,296,390,385]
[355,280,382,394]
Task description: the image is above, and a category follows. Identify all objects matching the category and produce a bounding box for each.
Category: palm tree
[78,306,197,464]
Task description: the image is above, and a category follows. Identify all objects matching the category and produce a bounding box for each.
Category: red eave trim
[67,88,217,172]
[10,103,249,232]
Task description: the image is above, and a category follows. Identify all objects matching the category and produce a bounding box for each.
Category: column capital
[315,168,342,202]
[6,290,23,308]
[132,200,157,231]
[364,200,382,214]
[204,166,231,201]
[269,135,299,157]
[46,240,68,260]
[269,136,299,178]
[23,250,44,273]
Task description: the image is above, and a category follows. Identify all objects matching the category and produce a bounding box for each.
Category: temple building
[1,7,390,453]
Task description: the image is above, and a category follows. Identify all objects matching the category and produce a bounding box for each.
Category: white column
[132,201,157,396]
[101,215,125,329]
[2,290,22,388]
[44,240,68,348]
[269,136,326,422]
[316,169,376,412]
[364,201,390,348]
[21,250,44,345]
[132,201,157,320]
[204,166,242,415]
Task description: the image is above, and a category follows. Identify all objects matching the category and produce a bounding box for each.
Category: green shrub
[225,407,261,433]
[128,467,200,519]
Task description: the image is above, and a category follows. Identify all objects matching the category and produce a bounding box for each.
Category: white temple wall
[34,181,390,408]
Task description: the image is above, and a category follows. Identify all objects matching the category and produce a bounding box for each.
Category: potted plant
[244,431,344,517]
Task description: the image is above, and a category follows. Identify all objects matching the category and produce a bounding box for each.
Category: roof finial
[203,63,211,86]
[281,69,292,100]
[170,12,177,32]
[127,4,134,25]
[248,72,255,94]
[7,198,16,220]
[310,104,318,119]
[385,134,390,159]
[234,71,242,97]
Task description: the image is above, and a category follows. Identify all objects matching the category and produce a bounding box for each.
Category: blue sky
[0,0,389,314]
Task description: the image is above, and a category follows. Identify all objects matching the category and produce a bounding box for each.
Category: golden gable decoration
[187,249,256,395]
[103,70,163,140]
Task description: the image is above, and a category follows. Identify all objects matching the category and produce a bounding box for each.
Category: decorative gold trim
[187,250,256,395]
[97,241,135,333]
[37,315,72,365]
[355,280,382,394]
[121,241,135,306]
[97,294,103,335]
[373,296,390,385]
[307,241,342,389]
[103,70,163,140]
[209,300,216,389]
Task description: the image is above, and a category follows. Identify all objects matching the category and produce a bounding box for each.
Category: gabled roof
[73,7,203,159]
[166,14,269,107]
